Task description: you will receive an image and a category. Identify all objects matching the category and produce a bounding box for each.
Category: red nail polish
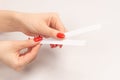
[57,33,65,39]
[59,45,63,48]
[34,36,43,42]
[38,36,43,40]
[55,44,58,47]
[53,44,57,48]
[34,38,40,42]
[50,44,54,48]
[52,44,56,48]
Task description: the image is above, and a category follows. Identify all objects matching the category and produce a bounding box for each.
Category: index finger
[49,13,67,32]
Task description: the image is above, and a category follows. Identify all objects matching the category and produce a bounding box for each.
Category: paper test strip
[40,24,101,46]
[20,24,101,54]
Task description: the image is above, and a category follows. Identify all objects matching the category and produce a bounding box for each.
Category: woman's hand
[0,39,41,71]
[16,12,67,48]
[0,10,66,39]
[0,11,66,70]
[0,10,66,48]
[14,12,66,39]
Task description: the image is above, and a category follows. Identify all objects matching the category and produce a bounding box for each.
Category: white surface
[0,0,120,80]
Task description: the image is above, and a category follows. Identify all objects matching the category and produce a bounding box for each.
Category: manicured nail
[34,38,40,42]
[50,44,53,48]
[34,36,43,42]
[38,36,43,40]
[55,44,58,47]
[59,45,63,48]
[50,44,54,48]
[53,44,58,48]
[57,33,65,39]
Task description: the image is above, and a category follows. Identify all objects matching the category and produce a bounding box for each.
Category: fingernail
[55,44,58,48]
[59,45,63,48]
[57,33,65,39]
[54,44,58,47]
[50,44,53,48]
[34,36,43,42]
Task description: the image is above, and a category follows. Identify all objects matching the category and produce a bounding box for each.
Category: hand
[0,10,66,39]
[0,10,67,48]
[15,12,66,39]
[14,12,67,48]
[0,39,41,71]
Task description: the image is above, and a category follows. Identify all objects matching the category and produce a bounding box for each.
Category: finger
[16,39,40,50]
[42,35,49,38]
[50,16,66,48]
[20,44,41,65]
[40,23,65,39]
[47,13,65,31]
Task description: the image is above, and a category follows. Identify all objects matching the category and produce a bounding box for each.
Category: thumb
[19,44,41,67]
[14,39,41,69]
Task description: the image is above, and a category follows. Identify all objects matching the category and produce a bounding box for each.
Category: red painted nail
[56,44,58,47]
[51,45,54,48]
[50,44,54,48]
[34,36,43,42]
[57,33,65,39]
[59,45,63,48]
[34,38,40,42]
[53,44,57,48]
[53,44,56,48]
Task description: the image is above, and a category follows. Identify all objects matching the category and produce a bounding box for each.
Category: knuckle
[48,29,55,37]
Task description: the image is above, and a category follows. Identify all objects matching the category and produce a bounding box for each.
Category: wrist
[0,10,19,32]
[13,11,25,32]
[0,10,25,32]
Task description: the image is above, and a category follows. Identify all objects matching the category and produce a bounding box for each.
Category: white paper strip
[39,24,101,46]
[41,39,86,46]
[65,24,101,38]
[20,40,86,54]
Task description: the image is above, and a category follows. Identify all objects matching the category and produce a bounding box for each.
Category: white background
[0,0,120,80]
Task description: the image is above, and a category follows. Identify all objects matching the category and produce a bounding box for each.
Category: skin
[0,10,66,71]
